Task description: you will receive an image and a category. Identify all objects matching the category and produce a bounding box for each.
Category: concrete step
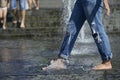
[0,27,64,39]
[1,8,64,39]
[7,8,63,28]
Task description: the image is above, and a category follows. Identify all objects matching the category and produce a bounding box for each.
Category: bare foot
[35,7,39,10]
[92,60,112,70]
[28,7,32,10]
[13,20,17,24]
[20,23,25,29]
[42,59,67,71]
[3,26,6,30]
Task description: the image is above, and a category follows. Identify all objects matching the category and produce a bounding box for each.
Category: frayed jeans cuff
[102,54,112,62]
[58,54,69,60]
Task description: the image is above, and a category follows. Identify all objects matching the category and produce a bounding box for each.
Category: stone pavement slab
[0,34,120,80]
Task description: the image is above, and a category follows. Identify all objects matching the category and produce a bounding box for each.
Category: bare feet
[42,59,67,71]
[92,60,112,70]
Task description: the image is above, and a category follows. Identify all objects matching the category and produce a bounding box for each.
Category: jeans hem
[59,54,69,60]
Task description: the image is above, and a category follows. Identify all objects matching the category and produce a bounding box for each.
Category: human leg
[20,10,26,28]
[34,0,39,10]
[91,10,112,70]
[58,1,86,60]
[28,0,32,9]
[10,0,18,24]
[83,0,112,70]
[2,7,7,30]
[42,0,86,70]
[19,0,27,28]
[0,9,2,18]
[32,0,37,7]
[13,9,19,24]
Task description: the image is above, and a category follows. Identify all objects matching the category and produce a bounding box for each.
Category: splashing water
[62,0,97,55]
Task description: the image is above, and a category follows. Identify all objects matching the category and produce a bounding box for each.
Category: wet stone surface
[0,33,120,80]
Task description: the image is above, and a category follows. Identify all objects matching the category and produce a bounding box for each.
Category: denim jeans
[10,0,28,10]
[59,0,112,61]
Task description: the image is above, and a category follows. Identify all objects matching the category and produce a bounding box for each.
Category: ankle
[102,60,112,67]
[102,60,111,64]
[57,58,64,62]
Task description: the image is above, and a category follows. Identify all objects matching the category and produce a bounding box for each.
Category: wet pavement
[0,33,120,80]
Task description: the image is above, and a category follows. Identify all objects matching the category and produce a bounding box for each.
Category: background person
[10,0,28,29]
[0,0,9,30]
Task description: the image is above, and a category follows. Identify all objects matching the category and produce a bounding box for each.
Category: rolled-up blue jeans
[59,0,112,61]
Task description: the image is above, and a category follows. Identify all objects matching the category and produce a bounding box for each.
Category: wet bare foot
[92,61,112,70]
[42,59,67,71]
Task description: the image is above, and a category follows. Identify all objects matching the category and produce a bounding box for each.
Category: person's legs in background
[34,0,39,10]
[19,0,28,29]
[20,10,26,28]
[0,7,7,30]
[2,7,7,30]
[10,0,27,29]
[28,0,32,10]
[10,0,18,24]
[0,8,2,18]
[28,0,39,10]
